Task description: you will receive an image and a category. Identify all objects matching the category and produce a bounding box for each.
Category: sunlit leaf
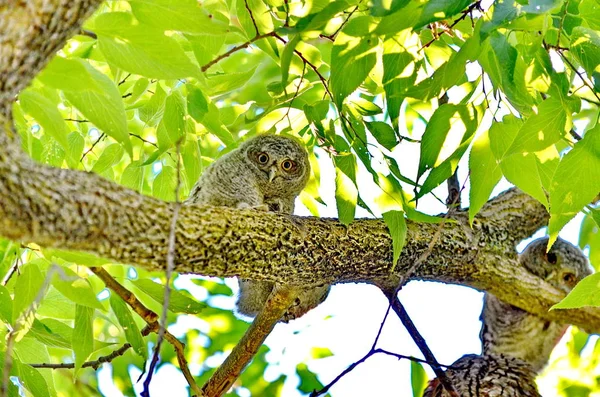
[73,304,94,374]
[110,294,147,360]
[552,272,600,309]
[129,0,229,35]
[131,279,205,314]
[469,131,502,223]
[382,210,407,272]
[334,153,358,225]
[571,27,600,76]
[93,12,199,80]
[549,125,600,246]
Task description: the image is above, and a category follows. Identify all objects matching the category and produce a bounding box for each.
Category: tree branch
[89,267,203,397]
[202,285,301,396]
[1,141,599,332]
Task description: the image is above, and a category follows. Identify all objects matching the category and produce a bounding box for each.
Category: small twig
[80,133,106,162]
[569,129,582,142]
[143,140,183,396]
[64,118,89,123]
[272,34,333,100]
[558,50,600,103]
[80,29,97,39]
[201,32,276,72]
[275,62,307,128]
[29,325,153,370]
[2,255,21,286]
[320,5,360,41]
[310,348,454,397]
[130,133,159,148]
[419,1,482,50]
[244,0,260,36]
[446,171,461,209]
[387,293,459,397]
[118,74,131,86]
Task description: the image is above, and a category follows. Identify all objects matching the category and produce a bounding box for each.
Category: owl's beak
[268,166,278,182]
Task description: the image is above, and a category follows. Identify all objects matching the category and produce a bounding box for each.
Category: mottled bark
[0,0,599,339]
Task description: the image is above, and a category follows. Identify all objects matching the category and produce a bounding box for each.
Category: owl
[187,134,329,321]
[423,237,591,397]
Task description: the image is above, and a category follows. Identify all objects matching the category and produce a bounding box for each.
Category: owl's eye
[546,252,558,264]
[562,272,576,286]
[281,159,296,172]
[257,152,269,164]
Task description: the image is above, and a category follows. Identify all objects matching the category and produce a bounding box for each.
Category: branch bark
[1,0,599,349]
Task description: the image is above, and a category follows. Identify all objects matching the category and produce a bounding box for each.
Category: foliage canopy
[3,0,600,395]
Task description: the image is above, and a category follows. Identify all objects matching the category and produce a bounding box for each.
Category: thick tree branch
[0,143,599,332]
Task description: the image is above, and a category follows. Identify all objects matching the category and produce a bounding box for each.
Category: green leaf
[131,279,205,314]
[0,284,13,324]
[310,347,334,359]
[91,143,124,175]
[129,0,229,35]
[334,154,358,225]
[13,262,46,322]
[296,363,324,393]
[202,67,258,96]
[580,212,600,270]
[19,89,70,151]
[14,359,51,397]
[549,125,600,245]
[121,161,145,192]
[365,121,398,150]
[382,210,407,272]
[94,12,199,80]
[66,131,84,168]
[63,63,132,156]
[580,0,600,30]
[109,294,147,360]
[552,272,600,309]
[418,104,478,180]
[410,361,428,397]
[506,98,567,155]
[182,138,202,191]
[187,85,209,122]
[330,34,377,108]
[417,0,471,28]
[488,116,550,208]
[187,33,226,67]
[73,305,94,374]
[152,165,178,201]
[139,83,167,127]
[296,0,352,32]
[571,27,600,76]
[38,56,103,93]
[281,35,302,86]
[45,249,111,267]
[51,267,105,311]
[469,131,502,224]
[29,319,72,349]
[157,91,186,150]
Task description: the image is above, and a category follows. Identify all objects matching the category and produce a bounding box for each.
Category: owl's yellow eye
[281,159,296,172]
[257,152,269,164]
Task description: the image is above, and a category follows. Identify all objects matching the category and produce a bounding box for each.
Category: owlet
[423,237,591,397]
[186,134,329,321]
